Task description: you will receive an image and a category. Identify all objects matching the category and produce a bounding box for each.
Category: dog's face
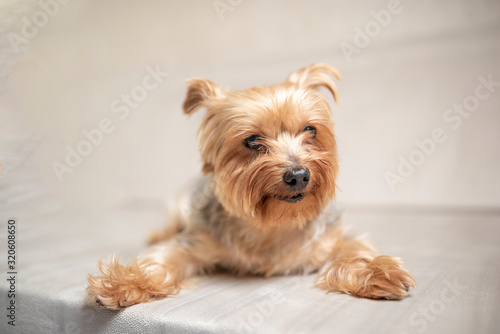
[183,64,340,229]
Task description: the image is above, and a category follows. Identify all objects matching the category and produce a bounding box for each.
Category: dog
[87,64,416,309]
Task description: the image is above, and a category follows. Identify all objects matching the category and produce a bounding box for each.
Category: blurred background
[1,0,500,214]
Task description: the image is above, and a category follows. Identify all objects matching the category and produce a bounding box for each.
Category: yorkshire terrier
[87,64,416,309]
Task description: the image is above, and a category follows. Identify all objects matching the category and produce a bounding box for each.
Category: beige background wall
[1,0,499,211]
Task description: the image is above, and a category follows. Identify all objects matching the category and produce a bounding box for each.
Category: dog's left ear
[183,78,224,115]
[287,64,341,103]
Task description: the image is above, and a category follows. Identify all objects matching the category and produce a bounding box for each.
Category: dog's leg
[87,236,206,310]
[316,236,416,300]
[147,213,186,245]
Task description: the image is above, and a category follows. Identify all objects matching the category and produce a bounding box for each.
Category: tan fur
[87,64,415,309]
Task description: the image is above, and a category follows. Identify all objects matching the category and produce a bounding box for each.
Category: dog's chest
[190,179,342,275]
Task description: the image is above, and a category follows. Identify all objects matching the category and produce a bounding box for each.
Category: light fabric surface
[1,180,499,333]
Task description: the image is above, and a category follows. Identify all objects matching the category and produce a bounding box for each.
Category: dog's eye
[303,125,317,139]
[244,135,264,151]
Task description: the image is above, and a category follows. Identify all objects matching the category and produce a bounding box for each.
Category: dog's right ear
[183,78,224,115]
[287,64,341,104]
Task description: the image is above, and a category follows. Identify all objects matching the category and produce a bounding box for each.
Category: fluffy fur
[87,64,415,309]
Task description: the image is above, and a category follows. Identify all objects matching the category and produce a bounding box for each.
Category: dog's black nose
[283,167,310,191]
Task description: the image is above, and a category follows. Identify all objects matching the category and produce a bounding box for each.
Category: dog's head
[183,64,340,229]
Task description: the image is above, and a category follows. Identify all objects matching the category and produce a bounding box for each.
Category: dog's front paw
[317,255,416,300]
[87,258,178,310]
[88,275,152,310]
[360,255,416,299]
